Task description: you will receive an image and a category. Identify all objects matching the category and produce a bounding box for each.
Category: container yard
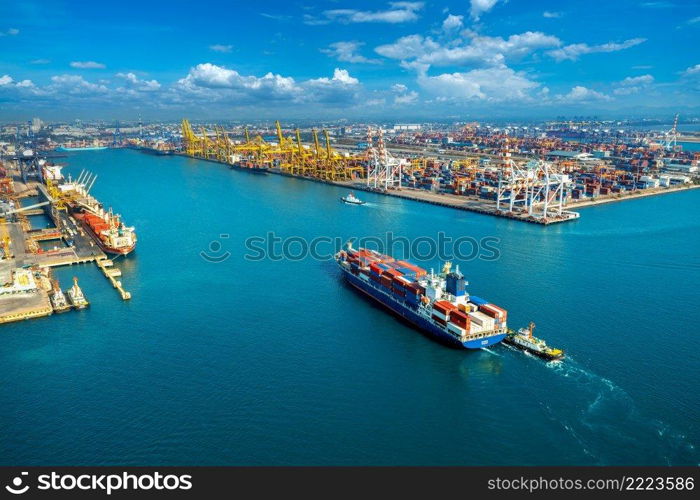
[178,118,699,225]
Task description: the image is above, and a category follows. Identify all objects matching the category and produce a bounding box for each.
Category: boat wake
[542,358,697,465]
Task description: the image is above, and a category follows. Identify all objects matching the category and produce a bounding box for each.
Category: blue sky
[0,0,698,121]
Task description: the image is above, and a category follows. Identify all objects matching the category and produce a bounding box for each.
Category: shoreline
[176,152,698,224]
[567,184,700,209]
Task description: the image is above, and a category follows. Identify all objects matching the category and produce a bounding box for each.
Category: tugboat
[340,192,365,205]
[49,280,71,313]
[503,322,564,361]
[66,277,89,309]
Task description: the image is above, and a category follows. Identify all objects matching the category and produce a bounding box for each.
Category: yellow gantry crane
[180,119,367,181]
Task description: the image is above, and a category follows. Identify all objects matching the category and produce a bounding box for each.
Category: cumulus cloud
[116,72,161,91]
[470,0,499,21]
[174,63,361,106]
[418,66,539,102]
[70,61,106,69]
[49,75,108,95]
[321,41,381,64]
[441,14,464,32]
[620,74,654,86]
[548,38,646,61]
[613,74,654,95]
[556,86,611,102]
[308,68,359,86]
[305,2,424,25]
[391,83,419,104]
[176,63,300,102]
[682,64,700,76]
[376,31,561,69]
[0,75,13,86]
[209,44,233,53]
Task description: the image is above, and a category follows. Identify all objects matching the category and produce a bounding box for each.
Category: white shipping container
[468,311,495,329]
[432,310,447,321]
[447,322,465,335]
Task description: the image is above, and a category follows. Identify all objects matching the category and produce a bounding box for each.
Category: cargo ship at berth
[335,245,508,349]
[56,145,108,152]
[72,207,137,255]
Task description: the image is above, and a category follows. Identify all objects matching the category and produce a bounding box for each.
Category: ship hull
[56,146,107,152]
[341,197,365,205]
[342,268,506,349]
[503,337,564,361]
[138,147,173,156]
[230,163,269,174]
[74,214,135,256]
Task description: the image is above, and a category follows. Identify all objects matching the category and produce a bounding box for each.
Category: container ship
[230,161,269,174]
[336,246,508,349]
[138,146,174,156]
[73,207,137,255]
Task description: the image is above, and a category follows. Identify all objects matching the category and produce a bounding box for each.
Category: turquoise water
[1,149,698,465]
[679,141,700,152]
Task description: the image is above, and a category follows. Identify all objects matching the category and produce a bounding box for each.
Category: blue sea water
[1,149,698,465]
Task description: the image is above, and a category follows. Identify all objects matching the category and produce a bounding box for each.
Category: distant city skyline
[0,0,698,121]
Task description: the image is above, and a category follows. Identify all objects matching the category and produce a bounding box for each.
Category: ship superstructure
[336,245,508,349]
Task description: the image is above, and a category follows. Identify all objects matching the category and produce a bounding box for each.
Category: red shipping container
[434,300,458,313]
[480,304,507,320]
[370,263,383,275]
[432,316,446,326]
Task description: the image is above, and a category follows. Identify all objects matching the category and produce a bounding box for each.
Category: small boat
[66,277,89,309]
[340,192,365,205]
[503,322,564,361]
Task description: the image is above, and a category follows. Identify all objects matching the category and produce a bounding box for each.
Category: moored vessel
[73,208,137,255]
[66,277,89,309]
[49,281,71,313]
[335,245,508,349]
[230,161,269,174]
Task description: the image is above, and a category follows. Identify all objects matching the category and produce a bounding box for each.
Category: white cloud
[557,86,611,102]
[376,31,561,69]
[175,63,360,106]
[209,44,233,53]
[308,68,359,86]
[418,65,539,102]
[548,38,646,61]
[30,59,50,65]
[177,63,299,101]
[0,75,13,86]
[70,61,106,69]
[391,83,419,104]
[49,75,108,95]
[441,14,463,32]
[470,0,499,21]
[687,16,700,25]
[620,74,654,86]
[612,74,654,95]
[543,11,562,18]
[321,41,381,64]
[682,64,700,76]
[116,72,161,91]
[0,28,19,36]
[306,2,424,25]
